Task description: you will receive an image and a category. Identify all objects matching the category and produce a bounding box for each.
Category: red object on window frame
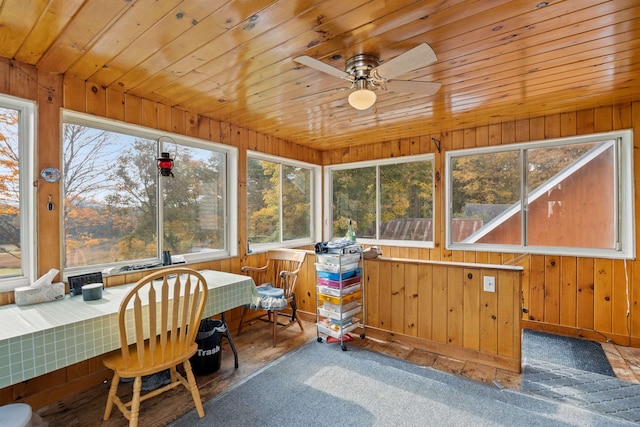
[157,152,174,177]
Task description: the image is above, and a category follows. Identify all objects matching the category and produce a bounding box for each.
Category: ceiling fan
[293,43,441,111]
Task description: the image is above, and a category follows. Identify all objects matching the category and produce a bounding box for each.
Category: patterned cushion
[250,283,287,310]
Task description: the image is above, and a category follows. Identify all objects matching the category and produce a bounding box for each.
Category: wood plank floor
[37,319,640,426]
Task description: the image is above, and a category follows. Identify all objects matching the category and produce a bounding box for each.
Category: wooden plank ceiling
[0,0,637,150]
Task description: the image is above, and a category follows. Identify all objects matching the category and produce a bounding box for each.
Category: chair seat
[256,282,283,298]
[250,283,287,310]
[103,340,199,378]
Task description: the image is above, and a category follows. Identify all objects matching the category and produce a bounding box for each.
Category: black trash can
[190,318,226,375]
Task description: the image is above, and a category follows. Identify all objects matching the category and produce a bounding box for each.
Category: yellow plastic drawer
[317,290,362,305]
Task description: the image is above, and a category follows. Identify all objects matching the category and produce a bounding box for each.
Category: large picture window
[326,155,434,246]
[0,96,35,290]
[445,130,634,259]
[246,152,320,252]
[62,111,237,275]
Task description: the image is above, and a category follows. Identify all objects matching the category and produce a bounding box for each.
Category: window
[445,130,635,259]
[0,95,35,291]
[246,152,320,252]
[62,111,237,275]
[326,155,435,246]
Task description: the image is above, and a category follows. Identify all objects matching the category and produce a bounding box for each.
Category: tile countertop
[0,270,256,341]
[0,269,256,388]
[0,283,132,342]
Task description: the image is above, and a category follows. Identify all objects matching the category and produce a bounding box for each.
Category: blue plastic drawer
[317,268,360,281]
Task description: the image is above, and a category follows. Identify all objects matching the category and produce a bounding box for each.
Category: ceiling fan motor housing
[345,54,381,88]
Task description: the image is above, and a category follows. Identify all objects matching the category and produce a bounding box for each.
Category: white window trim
[246,150,321,254]
[0,95,36,292]
[324,154,436,248]
[445,130,635,260]
[61,110,238,278]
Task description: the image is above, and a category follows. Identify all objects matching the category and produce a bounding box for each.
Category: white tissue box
[14,282,65,306]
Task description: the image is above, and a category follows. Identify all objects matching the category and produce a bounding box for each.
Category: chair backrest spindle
[116,268,208,371]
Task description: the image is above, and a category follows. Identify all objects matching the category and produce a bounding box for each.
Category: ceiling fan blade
[387,80,441,95]
[292,86,349,101]
[293,55,350,79]
[373,43,437,80]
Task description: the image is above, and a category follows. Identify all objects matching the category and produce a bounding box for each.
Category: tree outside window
[246,155,315,249]
[0,107,21,277]
[329,156,435,244]
[62,118,229,270]
[0,97,35,289]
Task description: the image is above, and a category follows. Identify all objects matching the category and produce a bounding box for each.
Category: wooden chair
[237,249,306,347]
[102,267,208,427]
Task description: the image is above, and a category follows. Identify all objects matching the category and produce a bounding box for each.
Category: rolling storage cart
[315,247,365,351]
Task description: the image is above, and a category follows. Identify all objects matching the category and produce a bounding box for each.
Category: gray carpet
[170,341,634,427]
[522,329,615,377]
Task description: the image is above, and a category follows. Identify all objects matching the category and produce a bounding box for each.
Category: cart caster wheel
[341,345,347,351]
[360,333,365,339]
[317,337,323,343]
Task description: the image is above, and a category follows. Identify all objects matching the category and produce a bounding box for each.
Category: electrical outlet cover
[483,276,496,292]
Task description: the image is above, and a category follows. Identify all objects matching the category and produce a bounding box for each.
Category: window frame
[0,95,36,292]
[445,130,635,259]
[61,110,238,278]
[246,150,321,254]
[324,154,436,248]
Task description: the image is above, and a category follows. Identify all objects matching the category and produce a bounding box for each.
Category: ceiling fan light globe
[348,89,377,110]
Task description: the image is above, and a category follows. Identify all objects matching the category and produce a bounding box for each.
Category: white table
[0,270,255,388]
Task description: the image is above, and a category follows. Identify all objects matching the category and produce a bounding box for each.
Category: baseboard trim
[522,320,640,347]
[362,326,521,373]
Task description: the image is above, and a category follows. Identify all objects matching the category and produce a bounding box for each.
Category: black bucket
[190,318,226,375]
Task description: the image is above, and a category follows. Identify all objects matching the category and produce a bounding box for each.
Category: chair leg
[184,360,205,418]
[237,305,249,336]
[291,295,303,331]
[103,372,120,421]
[272,310,278,347]
[129,376,142,427]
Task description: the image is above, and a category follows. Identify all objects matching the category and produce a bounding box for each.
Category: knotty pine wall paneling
[431,265,448,343]
[498,269,519,359]
[390,261,405,334]
[404,262,419,337]
[364,255,380,328]
[377,255,392,330]
[37,71,63,279]
[0,60,64,287]
[479,272,498,354]
[462,267,480,350]
[447,267,464,346]
[124,93,143,126]
[416,263,433,340]
[559,256,578,327]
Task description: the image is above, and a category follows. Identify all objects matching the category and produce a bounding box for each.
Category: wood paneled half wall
[363,258,523,372]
